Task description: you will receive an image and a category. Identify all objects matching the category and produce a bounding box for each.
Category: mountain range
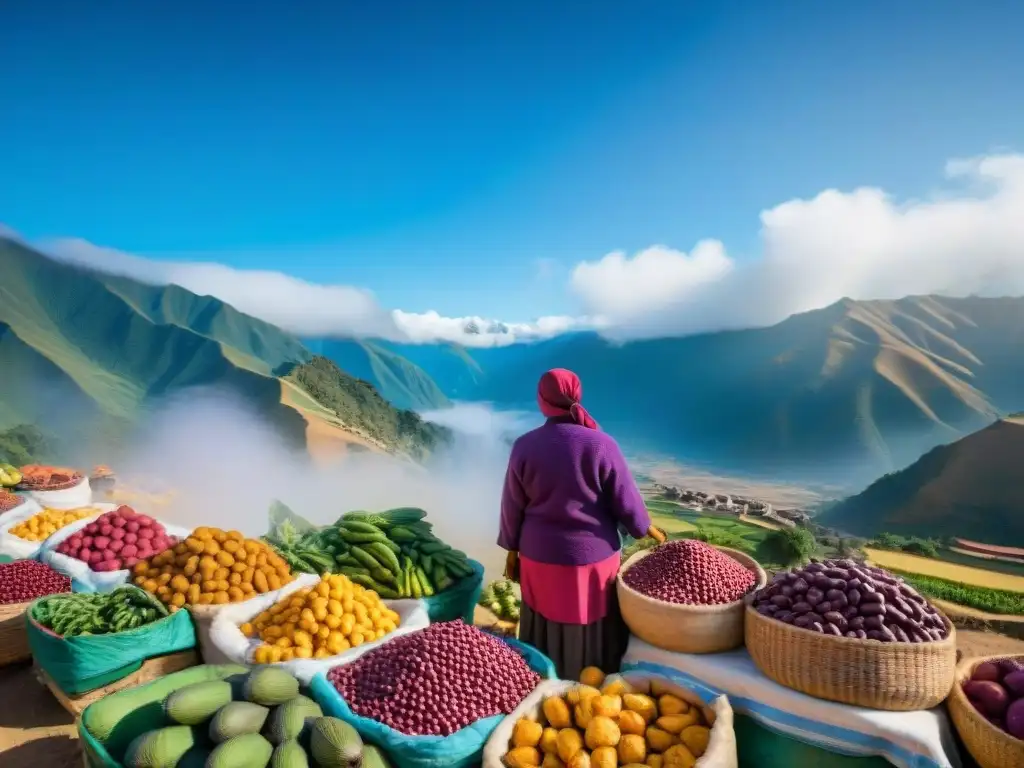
[6,235,1024,494]
[315,296,1024,485]
[0,238,446,465]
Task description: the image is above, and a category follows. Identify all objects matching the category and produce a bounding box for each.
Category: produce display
[479,579,521,622]
[0,560,72,604]
[0,490,25,513]
[962,657,1024,740]
[501,667,713,768]
[622,539,757,605]
[122,667,389,768]
[751,558,951,642]
[243,572,401,664]
[54,505,178,571]
[0,463,23,488]
[32,586,170,637]
[132,526,295,608]
[8,506,97,541]
[266,507,476,599]
[327,620,541,736]
[15,464,84,491]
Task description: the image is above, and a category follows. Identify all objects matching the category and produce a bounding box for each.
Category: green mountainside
[323,296,1024,485]
[307,339,450,410]
[287,356,449,460]
[819,417,1024,544]
[0,239,445,464]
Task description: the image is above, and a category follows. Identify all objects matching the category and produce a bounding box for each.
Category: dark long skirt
[518,589,630,681]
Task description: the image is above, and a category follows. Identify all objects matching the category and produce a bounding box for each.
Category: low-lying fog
[111,392,541,578]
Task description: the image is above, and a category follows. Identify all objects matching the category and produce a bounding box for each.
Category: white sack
[482,671,737,768]
[26,476,93,509]
[197,575,430,684]
[0,500,110,560]
[37,511,190,592]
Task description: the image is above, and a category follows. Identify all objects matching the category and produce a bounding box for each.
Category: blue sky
[2,1,1023,334]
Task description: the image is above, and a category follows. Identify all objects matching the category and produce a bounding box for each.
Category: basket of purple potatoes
[744,558,957,710]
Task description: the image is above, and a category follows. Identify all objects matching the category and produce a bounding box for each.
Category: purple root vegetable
[1002,670,1024,698]
[1006,698,1024,740]
[972,661,1001,682]
[751,559,949,643]
[964,680,1011,718]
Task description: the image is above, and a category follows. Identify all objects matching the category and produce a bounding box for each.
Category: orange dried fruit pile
[132,525,294,608]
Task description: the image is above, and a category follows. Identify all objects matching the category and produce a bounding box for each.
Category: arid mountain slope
[337,295,1024,483]
[819,417,1024,544]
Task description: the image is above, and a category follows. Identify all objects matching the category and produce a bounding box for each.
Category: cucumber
[415,567,435,597]
[348,546,382,571]
[339,528,388,544]
[339,520,386,535]
[366,542,401,574]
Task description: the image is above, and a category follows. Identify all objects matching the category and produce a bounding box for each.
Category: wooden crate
[0,600,32,667]
[35,649,199,716]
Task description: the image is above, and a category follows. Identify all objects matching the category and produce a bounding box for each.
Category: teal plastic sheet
[27,594,197,696]
[311,636,555,768]
[734,715,895,768]
[423,559,484,624]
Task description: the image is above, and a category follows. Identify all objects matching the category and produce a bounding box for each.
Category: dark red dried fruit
[327,620,540,736]
[623,539,757,605]
[0,560,72,604]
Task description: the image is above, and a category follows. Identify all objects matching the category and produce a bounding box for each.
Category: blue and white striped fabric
[622,637,962,768]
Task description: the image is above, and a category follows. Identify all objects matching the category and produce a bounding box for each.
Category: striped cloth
[622,637,962,768]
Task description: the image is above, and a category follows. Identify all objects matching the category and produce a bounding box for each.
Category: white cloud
[8,152,1024,347]
[21,236,586,347]
[570,153,1024,340]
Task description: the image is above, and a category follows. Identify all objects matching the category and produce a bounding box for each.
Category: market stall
[1,459,1020,768]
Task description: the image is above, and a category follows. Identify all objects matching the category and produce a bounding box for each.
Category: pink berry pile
[623,539,757,605]
[55,505,177,572]
[327,620,540,736]
[0,560,72,604]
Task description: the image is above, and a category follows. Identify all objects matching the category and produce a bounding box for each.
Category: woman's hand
[504,550,520,582]
[647,525,667,544]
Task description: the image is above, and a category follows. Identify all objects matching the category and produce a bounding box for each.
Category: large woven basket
[744,602,957,710]
[0,600,32,667]
[617,545,767,654]
[948,654,1024,768]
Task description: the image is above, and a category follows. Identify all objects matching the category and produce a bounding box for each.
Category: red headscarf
[537,368,599,430]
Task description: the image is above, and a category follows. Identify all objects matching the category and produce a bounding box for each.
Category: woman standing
[498,368,665,680]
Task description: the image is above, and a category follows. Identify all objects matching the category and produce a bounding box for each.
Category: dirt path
[0,664,78,768]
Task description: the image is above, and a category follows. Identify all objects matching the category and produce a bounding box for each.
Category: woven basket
[0,600,32,666]
[948,654,1024,768]
[617,546,767,654]
[744,602,956,710]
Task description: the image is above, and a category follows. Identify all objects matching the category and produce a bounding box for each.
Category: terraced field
[865,548,1024,592]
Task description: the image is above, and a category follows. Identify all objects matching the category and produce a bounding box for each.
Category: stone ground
[1,627,1022,768]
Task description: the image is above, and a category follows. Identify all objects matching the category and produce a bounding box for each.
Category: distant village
[652,483,812,529]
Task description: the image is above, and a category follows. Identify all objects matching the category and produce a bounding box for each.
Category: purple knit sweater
[498,417,652,566]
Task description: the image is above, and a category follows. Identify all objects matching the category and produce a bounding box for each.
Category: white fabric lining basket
[194,574,430,683]
[25,476,93,509]
[37,510,191,592]
[481,670,737,768]
[0,500,112,560]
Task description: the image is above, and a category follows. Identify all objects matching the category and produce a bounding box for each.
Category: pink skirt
[519,551,621,625]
